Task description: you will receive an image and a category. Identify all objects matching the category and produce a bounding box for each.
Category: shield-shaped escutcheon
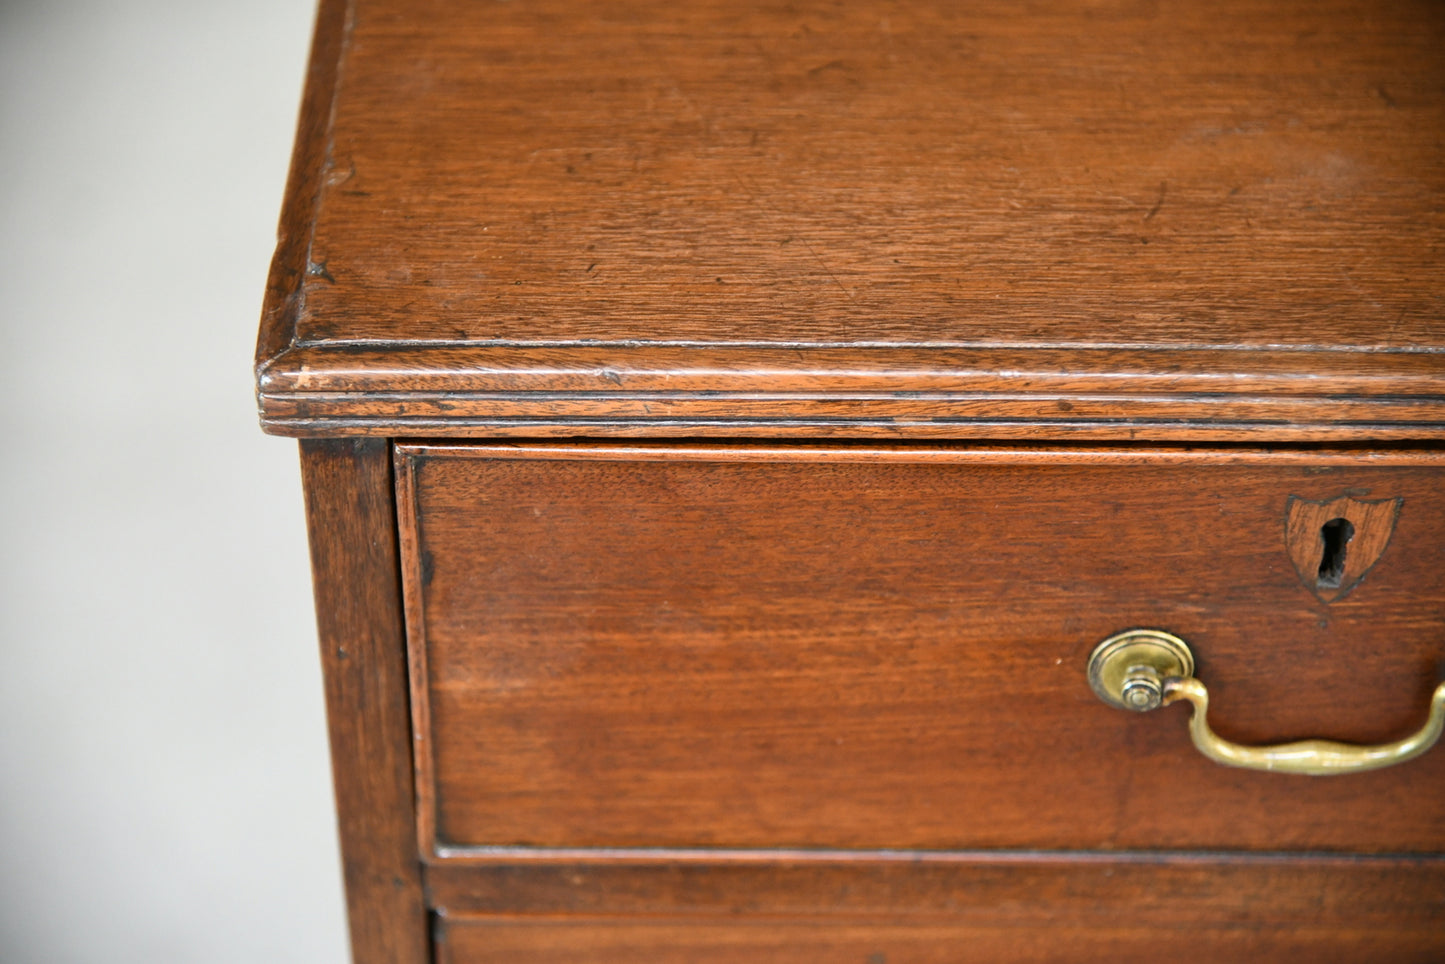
[1284,494,1402,603]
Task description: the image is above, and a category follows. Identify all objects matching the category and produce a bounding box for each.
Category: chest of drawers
[257,1,1445,960]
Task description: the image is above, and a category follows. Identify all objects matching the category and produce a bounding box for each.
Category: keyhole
[1317,517,1355,589]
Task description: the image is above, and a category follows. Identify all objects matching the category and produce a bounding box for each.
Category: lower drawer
[421,854,1445,947]
[434,915,1445,964]
[396,443,1445,856]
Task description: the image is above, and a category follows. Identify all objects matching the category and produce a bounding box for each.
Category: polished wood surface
[396,443,1445,854]
[256,0,1445,439]
[258,0,347,366]
[258,345,1445,441]
[435,915,1445,964]
[301,439,429,964]
[267,2,1445,959]
[422,852,1445,922]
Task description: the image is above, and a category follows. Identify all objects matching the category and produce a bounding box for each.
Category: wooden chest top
[256,0,1445,440]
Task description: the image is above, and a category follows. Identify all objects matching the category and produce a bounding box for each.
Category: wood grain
[255,0,1445,437]
[422,852,1445,923]
[267,1,1445,955]
[435,915,1445,964]
[396,443,1445,854]
[257,344,1445,440]
[301,439,429,964]
[255,0,349,367]
[265,417,1445,443]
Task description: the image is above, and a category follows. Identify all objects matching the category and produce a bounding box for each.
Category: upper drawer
[396,444,1445,855]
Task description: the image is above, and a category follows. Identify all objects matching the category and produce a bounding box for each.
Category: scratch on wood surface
[1382,308,1405,348]
[733,173,860,307]
[1336,265,1391,319]
[1143,181,1167,222]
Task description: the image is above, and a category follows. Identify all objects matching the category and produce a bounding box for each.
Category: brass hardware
[1087,630,1194,713]
[1087,630,1445,776]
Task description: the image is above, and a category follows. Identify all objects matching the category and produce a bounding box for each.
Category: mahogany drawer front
[395,444,1445,855]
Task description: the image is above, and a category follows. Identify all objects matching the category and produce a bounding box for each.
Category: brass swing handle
[1088,630,1445,776]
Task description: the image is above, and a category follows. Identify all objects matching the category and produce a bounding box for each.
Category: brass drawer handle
[1087,630,1445,776]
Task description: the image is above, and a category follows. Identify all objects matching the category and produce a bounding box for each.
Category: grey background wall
[0,1,349,960]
